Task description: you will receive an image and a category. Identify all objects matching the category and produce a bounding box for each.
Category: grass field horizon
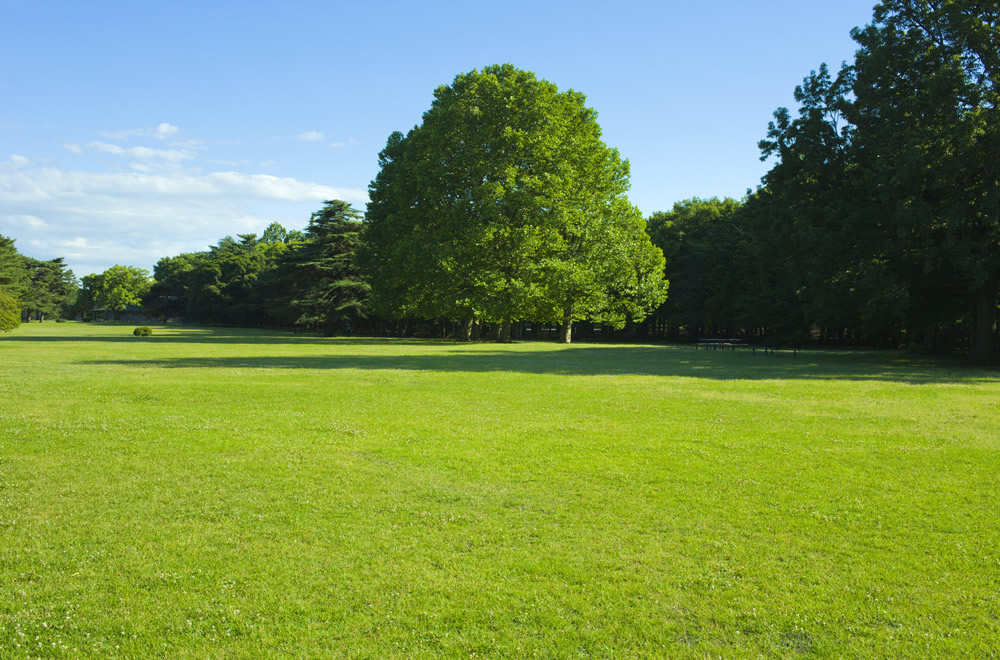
[2,322,997,656]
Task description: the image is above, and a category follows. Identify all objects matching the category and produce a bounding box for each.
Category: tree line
[2,1,997,363]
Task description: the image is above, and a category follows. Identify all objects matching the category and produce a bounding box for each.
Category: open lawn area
[1,322,998,657]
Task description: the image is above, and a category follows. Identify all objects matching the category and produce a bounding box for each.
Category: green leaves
[361,64,667,339]
[89,265,153,312]
[285,200,369,333]
[0,289,20,332]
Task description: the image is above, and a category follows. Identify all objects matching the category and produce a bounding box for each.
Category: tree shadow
[3,329,435,346]
[77,344,997,384]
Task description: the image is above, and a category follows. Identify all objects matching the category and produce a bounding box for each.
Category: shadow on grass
[77,345,996,384]
[3,329,435,346]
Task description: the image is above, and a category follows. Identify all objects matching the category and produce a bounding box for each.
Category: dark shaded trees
[667,1,999,360]
[647,198,744,339]
[849,0,1000,363]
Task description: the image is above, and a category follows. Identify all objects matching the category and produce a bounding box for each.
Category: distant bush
[0,291,21,333]
[133,326,152,337]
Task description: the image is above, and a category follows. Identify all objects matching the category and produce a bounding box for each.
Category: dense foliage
[0,289,20,332]
[285,201,369,334]
[0,234,77,323]
[641,1,999,362]
[361,64,667,342]
[142,213,368,333]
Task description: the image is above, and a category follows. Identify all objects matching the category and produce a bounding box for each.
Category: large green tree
[362,64,667,342]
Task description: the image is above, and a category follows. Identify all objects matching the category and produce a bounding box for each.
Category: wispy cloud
[64,142,84,154]
[7,154,29,167]
[330,138,360,149]
[101,122,180,141]
[2,213,48,230]
[207,158,251,167]
[295,131,325,142]
[86,141,197,164]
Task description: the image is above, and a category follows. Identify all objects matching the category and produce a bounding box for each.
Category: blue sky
[1,0,877,277]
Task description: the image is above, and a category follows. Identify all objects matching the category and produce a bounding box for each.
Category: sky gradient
[1,0,878,277]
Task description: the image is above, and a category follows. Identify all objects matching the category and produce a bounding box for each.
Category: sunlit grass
[1,322,998,656]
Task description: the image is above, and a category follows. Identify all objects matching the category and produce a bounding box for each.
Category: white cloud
[155,123,179,139]
[101,122,181,140]
[295,131,325,142]
[9,154,29,166]
[0,165,368,275]
[64,142,84,154]
[0,167,365,203]
[330,138,360,149]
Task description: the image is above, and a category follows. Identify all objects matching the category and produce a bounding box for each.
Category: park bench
[696,338,745,351]
[695,339,797,355]
[750,346,798,355]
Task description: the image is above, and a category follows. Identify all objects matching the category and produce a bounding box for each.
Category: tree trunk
[497,319,512,343]
[970,275,999,366]
[459,318,473,342]
[559,307,573,344]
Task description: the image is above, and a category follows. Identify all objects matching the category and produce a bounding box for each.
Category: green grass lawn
[1,322,997,657]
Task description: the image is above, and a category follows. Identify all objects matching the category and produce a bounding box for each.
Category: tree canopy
[361,64,667,342]
[81,265,153,320]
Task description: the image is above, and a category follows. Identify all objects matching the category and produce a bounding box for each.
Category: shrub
[0,291,21,333]
[133,326,152,337]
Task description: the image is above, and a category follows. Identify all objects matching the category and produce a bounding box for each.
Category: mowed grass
[1,323,997,657]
